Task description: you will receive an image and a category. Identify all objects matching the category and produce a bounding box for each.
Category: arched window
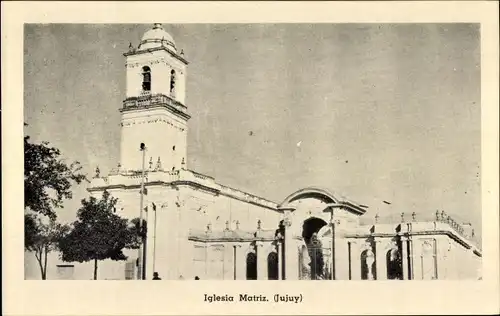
[386,248,403,280]
[267,252,279,280]
[170,69,176,97]
[142,66,151,92]
[246,252,257,280]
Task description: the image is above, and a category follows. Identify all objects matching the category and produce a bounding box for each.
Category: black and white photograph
[23,22,482,281]
[3,1,499,316]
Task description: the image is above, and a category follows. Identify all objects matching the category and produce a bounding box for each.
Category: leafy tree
[25,213,40,250]
[24,214,70,280]
[24,133,87,220]
[58,191,139,280]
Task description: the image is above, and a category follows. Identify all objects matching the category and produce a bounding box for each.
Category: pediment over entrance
[279,187,338,206]
[278,187,367,217]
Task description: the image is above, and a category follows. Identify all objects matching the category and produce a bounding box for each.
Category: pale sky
[24,24,481,233]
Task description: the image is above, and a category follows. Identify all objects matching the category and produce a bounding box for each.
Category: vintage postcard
[3,1,499,315]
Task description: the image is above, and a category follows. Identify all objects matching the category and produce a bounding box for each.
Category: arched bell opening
[142,66,151,92]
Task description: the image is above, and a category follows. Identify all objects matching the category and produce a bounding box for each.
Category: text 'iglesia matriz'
[32,24,482,281]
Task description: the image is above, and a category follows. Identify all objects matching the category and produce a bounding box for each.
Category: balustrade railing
[434,211,479,246]
[122,93,187,112]
[363,211,480,249]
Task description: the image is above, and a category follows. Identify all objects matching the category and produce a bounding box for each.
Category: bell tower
[120,23,190,172]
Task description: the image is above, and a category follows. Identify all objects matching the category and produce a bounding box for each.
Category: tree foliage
[24,214,70,280]
[58,191,139,280]
[24,134,87,220]
[25,213,40,250]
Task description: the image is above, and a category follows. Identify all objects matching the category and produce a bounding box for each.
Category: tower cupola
[139,23,177,52]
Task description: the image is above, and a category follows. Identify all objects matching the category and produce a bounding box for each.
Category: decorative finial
[155,157,162,170]
[441,210,446,221]
[412,212,416,221]
[117,162,121,169]
[149,157,153,169]
[400,212,405,223]
[375,213,379,224]
[94,166,100,178]
[181,157,186,169]
[206,223,212,233]
[436,210,440,221]
[128,42,133,51]
[180,49,184,56]
[153,23,162,29]
[225,220,230,231]
[257,219,262,230]
[235,220,240,230]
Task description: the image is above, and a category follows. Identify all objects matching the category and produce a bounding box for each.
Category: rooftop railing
[122,93,187,113]
[360,211,480,249]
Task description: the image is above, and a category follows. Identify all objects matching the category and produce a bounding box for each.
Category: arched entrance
[299,217,331,280]
[302,217,328,243]
[278,187,366,281]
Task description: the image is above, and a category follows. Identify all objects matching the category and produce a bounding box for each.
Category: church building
[47,24,483,280]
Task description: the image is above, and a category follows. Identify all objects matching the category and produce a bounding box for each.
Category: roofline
[278,186,367,215]
[87,180,278,211]
[124,46,189,65]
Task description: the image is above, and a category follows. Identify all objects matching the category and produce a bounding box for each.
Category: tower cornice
[124,46,189,65]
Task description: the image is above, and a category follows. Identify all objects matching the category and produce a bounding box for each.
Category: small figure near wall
[152,272,161,280]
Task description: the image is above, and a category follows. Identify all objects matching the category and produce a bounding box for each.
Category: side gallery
[204,294,302,303]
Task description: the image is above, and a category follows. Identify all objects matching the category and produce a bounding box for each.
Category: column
[410,238,420,280]
[223,244,234,280]
[284,218,299,280]
[335,239,349,280]
[177,207,192,279]
[145,204,156,280]
[234,244,246,280]
[350,241,361,280]
[401,237,408,280]
[277,241,283,280]
[330,222,336,280]
[256,242,268,280]
[375,240,386,280]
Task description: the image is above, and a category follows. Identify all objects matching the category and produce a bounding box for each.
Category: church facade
[42,24,482,281]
